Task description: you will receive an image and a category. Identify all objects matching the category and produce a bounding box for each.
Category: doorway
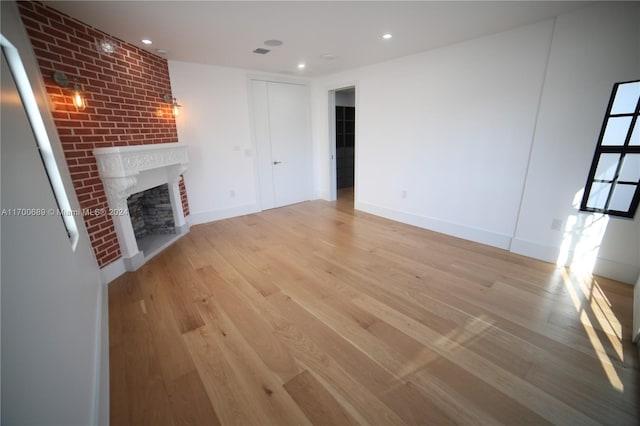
[251,79,312,210]
[332,87,355,204]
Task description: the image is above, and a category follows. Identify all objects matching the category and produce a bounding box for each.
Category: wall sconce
[163,94,181,116]
[52,71,86,111]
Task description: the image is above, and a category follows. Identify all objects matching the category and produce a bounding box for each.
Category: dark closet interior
[336,105,355,188]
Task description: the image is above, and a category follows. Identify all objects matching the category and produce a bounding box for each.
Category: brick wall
[18,1,190,268]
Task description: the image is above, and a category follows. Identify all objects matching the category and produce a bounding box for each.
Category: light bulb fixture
[71,79,86,111]
[52,71,86,111]
[172,98,181,116]
[163,94,182,117]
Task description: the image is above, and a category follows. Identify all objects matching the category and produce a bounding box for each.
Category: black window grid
[580,80,640,218]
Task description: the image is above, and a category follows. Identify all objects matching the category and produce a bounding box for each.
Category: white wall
[312,19,555,249]
[634,275,640,343]
[311,3,639,283]
[169,61,261,224]
[1,2,107,424]
[168,62,313,224]
[511,4,640,283]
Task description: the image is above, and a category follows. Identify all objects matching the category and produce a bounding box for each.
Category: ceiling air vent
[253,48,270,54]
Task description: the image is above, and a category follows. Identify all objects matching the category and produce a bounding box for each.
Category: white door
[251,80,312,209]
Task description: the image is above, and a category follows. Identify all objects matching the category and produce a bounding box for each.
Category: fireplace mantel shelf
[93,142,188,179]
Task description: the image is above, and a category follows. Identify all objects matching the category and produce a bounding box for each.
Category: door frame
[328,82,358,202]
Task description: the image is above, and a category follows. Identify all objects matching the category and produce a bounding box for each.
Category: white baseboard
[634,277,640,344]
[94,282,109,426]
[511,238,639,285]
[188,203,261,225]
[89,279,109,425]
[317,190,330,201]
[356,201,513,250]
[509,238,558,263]
[593,258,639,285]
[100,258,126,284]
[354,202,639,285]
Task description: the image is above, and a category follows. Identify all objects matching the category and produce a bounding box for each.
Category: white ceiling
[43,1,592,77]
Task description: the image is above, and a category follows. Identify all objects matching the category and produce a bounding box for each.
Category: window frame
[1,34,80,249]
[580,80,640,218]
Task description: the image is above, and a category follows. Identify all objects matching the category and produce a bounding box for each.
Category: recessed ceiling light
[264,39,283,47]
[320,53,337,60]
[141,39,153,45]
[297,63,306,69]
[382,33,393,40]
[254,48,270,55]
[155,48,169,55]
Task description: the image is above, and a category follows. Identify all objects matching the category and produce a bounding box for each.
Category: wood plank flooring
[109,190,639,425]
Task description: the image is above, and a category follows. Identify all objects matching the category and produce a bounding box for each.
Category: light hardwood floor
[110,189,639,425]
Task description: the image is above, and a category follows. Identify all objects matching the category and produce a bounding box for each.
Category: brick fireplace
[17,1,190,271]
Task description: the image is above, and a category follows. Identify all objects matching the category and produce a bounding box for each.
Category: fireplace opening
[127,183,176,257]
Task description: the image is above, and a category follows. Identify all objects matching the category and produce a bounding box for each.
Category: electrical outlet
[551,218,563,231]
[402,190,408,199]
[230,189,236,198]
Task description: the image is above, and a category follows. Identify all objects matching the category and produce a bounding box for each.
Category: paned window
[580,80,640,218]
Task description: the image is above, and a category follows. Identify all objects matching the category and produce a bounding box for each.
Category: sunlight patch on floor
[580,310,624,392]
[437,315,495,353]
[554,192,626,391]
[560,269,624,392]
[590,281,622,341]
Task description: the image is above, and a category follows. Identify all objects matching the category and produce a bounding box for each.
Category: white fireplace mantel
[94,142,188,179]
[94,142,189,271]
